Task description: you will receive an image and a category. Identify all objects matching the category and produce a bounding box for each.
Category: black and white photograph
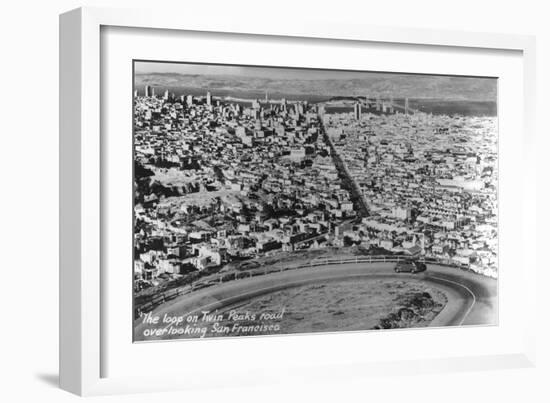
[132,61,498,342]
[3,0,548,401]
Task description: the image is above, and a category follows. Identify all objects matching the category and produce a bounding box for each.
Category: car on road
[394,260,427,273]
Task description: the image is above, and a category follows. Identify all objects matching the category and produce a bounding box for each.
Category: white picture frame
[59,6,537,396]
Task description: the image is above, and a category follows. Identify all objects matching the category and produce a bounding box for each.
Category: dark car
[394,260,427,273]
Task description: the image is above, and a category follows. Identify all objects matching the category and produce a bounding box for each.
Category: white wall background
[0,0,548,402]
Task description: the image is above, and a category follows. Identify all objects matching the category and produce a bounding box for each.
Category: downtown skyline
[135,61,498,102]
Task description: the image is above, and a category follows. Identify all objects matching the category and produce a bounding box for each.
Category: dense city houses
[133,87,498,293]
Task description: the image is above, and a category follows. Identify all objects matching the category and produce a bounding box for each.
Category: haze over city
[135,61,497,101]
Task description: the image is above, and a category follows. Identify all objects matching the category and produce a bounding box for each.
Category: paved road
[134,262,497,341]
[421,264,497,326]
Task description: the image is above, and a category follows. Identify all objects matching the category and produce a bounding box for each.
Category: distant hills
[135,72,497,102]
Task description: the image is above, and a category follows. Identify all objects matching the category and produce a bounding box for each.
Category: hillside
[135,72,497,101]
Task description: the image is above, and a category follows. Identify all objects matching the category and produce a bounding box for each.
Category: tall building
[354,102,362,120]
[145,85,154,97]
[206,91,212,106]
[233,103,241,116]
[404,98,410,115]
[163,90,169,100]
[293,105,300,119]
[318,105,325,119]
[186,95,193,107]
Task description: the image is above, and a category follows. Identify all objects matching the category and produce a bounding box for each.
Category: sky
[134,61,447,81]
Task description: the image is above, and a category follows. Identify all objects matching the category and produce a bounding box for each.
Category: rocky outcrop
[373,291,446,329]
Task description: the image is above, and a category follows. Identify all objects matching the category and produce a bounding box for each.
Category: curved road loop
[135,263,497,341]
